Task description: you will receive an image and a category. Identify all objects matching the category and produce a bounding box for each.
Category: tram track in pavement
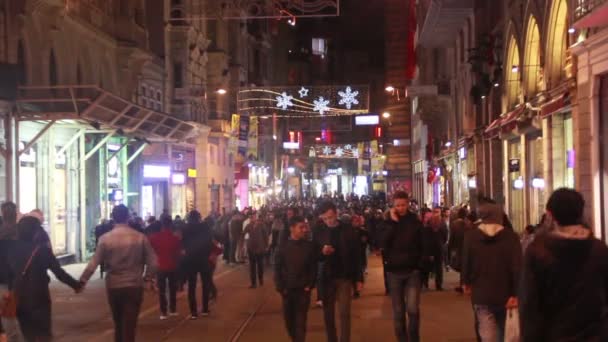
[74,264,243,342]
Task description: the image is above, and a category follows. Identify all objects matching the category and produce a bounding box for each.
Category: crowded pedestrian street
[48,256,476,342]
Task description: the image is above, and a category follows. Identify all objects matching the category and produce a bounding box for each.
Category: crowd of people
[0,187,607,342]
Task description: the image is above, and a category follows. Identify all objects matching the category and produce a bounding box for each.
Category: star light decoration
[338,86,359,109]
[276,92,294,110]
[298,87,309,98]
[335,146,344,157]
[323,146,332,156]
[313,96,330,115]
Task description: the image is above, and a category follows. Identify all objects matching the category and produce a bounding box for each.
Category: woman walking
[8,216,82,341]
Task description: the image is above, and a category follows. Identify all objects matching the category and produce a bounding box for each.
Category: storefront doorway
[599,74,608,240]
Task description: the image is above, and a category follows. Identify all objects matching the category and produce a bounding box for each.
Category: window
[173,63,183,88]
[312,38,327,56]
[49,49,57,86]
[17,41,27,85]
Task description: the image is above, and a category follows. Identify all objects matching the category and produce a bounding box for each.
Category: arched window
[17,40,27,85]
[505,36,521,111]
[523,17,541,96]
[49,49,58,86]
[546,0,568,88]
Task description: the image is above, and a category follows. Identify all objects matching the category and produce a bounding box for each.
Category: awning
[500,106,526,131]
[540,93,572,118]
[16,85,200,143]
[574,2,608,29]
[484,116,503,138]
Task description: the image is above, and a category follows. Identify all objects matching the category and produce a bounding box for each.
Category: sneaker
[201,311,210,317]
[169,312,179,317]
[249,284,257,289]
[160,315,168,320]
[189,314,198,320]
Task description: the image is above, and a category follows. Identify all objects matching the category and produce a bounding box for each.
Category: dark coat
[182,222,213,270]
[244,220,270,255]
[274,239,318,291]
[8,241,80,340]
[519,232,608,342]
[379,212,426,273]
[313,222,363,283]
[461,225,522,306]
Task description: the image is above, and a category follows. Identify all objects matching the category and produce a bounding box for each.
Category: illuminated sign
[188,168,197,178]
[172,173,186,185]
[143,165,170,178]
[355,115,379,126]
[283,142,300,150]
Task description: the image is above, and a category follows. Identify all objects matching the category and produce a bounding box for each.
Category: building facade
[413,0,608,240]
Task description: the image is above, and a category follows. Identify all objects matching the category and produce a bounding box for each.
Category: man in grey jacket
[80,205,157,342]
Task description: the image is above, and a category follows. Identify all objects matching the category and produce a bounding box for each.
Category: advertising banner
[247,116,259,159]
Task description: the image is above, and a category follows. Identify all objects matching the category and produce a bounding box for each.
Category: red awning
[540,93,571,118]
[574,3,608,29]
[484,116,503,138]
[500,106,525,131]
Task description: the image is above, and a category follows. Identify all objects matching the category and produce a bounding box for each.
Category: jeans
[282,289,311,342]
[249,253,265,286]
[187,266,212,315]
[387,271,422,342]
[107,287,144,342]
[0,285,24,342]
[157,271,177,315]
[473,305,506,342]
[322,278,353,342]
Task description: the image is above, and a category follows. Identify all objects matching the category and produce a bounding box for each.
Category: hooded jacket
[519,227,608,342]
[462,223,522,306]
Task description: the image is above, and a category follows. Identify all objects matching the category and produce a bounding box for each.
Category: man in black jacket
[182,210,213,319]
[519,188,608,341]
[462,202,521,341]
[380,191,425,342]
[275,216,318,342]
[314,201,363,342]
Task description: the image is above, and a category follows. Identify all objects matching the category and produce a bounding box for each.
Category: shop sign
[459,147,467,160]
[355,115,379,126]
[172,173,186,185]
[508,159,520,173]
[187,168,197,178]
[143,164,170,178]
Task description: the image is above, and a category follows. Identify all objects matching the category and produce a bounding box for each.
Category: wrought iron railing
[574,0,608,21]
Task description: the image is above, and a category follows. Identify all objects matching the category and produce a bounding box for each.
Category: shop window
[173,63,183,88]
[527,134,545,226]
[508,140,525,232]
[312,38,327,56]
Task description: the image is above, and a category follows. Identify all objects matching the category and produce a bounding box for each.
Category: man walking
[314,201,363,342]
[275,216,318,342]
[182,210,213,319]
[462,202,521,341]
[80,205,157,342]
[380,191,425,342]
[244,212,270,288]
[520,188,608,341]
[148,215,182,319]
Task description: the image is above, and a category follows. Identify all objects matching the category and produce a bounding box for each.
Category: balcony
[418,0,474,47]
[573,0,608,29]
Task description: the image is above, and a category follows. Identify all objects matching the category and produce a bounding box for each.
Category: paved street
[49,256,476,342]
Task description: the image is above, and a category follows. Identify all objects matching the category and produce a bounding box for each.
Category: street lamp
[382,112,391,119]
[216,88,227,95]
[385,85,395,92]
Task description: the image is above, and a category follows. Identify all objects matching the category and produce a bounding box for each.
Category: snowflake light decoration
[298,87,309,98]
[323,146,332,155]
[335,147,344,157]
[276,92,294,110]
[313,96,330,115]
[344,144,352,151]
[338,86,359,109]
